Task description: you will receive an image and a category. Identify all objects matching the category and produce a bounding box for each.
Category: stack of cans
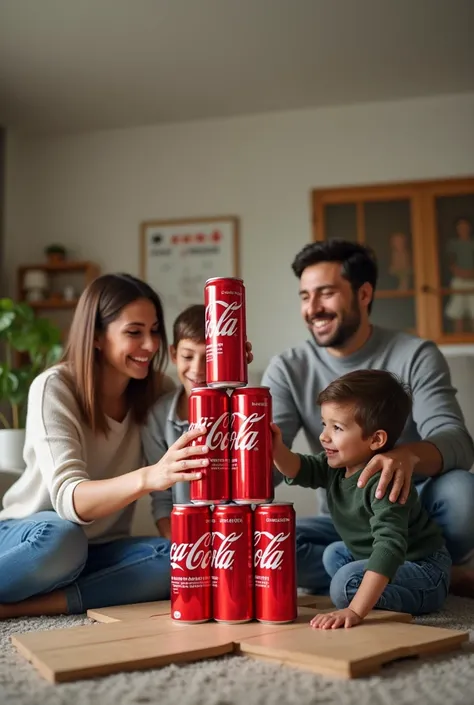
[170,277,297,626]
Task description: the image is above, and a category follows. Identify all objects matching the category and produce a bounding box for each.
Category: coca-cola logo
[170,533,212,571]
[211,531,242,570]
[254,531,290,570]
[230,412,265,451]
[205,300,242,338]
[189,413,230,450]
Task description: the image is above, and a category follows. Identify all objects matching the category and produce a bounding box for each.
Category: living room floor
[1,596,473,705]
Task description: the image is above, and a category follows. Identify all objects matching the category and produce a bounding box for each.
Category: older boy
[272,369,451,629]
[143,304,257,539]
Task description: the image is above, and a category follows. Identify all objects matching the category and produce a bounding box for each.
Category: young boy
[272,369,451,629]
[142,304,207,540]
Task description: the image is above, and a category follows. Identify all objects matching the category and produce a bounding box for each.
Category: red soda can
[211,504,254,623]
[230,387,274,504]
[189,387,231,505]
[170,504,212,623]
[205,277,247,388]
[254,503,297,624]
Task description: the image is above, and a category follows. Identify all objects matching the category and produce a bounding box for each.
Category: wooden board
[11,610,321,683]
[238,621,469,679]
[12,614,465,683]
[87,600,171,623]
[12,603,416,684]
[14,625,234,683]
[87,597,411,626]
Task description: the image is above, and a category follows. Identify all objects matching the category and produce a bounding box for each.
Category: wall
[4,93,474,522]
[4,92,474,372]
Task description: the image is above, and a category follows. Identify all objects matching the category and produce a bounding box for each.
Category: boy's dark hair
[172,304,205,347]
[291,240,378,313]
[317,369,412,452]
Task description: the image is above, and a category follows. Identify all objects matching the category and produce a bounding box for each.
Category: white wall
[5,92,474,373]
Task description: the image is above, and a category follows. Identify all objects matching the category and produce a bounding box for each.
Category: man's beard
[309,301,362,349]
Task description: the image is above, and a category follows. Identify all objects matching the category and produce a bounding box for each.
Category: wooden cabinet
[311,177,474,344]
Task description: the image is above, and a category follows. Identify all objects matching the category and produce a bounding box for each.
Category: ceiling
[0,0,473,134]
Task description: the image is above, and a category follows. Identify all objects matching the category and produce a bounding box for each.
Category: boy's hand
[245,341,253,364]
[156,517,172,541]
[310,608,362,630]
[270,423,301,479]
[270,422,284,451]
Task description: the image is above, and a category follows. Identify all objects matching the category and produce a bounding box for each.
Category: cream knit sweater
[0,367,142,542]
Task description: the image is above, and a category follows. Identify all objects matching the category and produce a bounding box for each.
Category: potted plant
[0,299,63,470]
[44,244,67,264]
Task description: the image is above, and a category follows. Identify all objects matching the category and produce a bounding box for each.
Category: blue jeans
[0,511,171,613]
[324,542,451,615]
[296,469,474,593]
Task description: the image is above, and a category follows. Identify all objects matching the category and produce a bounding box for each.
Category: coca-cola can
[189,387,231,505]
[170,504,212,623]
[205,277,247,388]
[230,387,274,504]
[211,504,254,623]
[254,503,297,624]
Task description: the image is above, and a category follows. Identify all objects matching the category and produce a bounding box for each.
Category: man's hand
[310,608,362,630]
[357,447,419,504]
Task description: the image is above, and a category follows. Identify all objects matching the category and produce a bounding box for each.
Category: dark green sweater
[286,452,444,579]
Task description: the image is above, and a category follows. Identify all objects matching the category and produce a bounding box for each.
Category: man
[262,240,474,596]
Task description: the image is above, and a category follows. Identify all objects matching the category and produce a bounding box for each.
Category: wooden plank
[12,607,453,683]
[87,600,171,623]
[87,596,410,626]
[19,629,235,683]
[11,615,188,655]
[238,621,468,679]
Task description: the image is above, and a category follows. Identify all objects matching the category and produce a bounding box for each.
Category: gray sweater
[142,386,190,522]
[261,326,474,514]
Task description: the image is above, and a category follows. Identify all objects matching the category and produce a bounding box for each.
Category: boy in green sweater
[272,369,451,629]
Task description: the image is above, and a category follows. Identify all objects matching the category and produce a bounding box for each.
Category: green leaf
[0,311,15,333]
[0,298,63,423]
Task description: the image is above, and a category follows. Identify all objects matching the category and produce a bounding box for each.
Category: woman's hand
[143,426,209,493]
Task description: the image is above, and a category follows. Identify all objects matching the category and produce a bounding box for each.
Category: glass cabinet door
[434,193,474,337]
[318,195,419,336]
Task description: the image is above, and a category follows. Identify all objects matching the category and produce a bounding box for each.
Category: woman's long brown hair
[61,273,168,434]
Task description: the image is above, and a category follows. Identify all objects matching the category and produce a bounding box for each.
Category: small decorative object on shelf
[22,269,49,302]
[44,243,67,265]
[63,285,76,301]
[18,260,100,311]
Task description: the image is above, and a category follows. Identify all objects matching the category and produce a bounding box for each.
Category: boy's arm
[152,489,173,539]
[141,411,172,535]
[282,454,330,490]
[272,423,329,489]
[351,482,409,618]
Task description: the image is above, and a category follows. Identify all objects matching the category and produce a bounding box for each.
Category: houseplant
[44,243,67,264]
[0,298,62,469]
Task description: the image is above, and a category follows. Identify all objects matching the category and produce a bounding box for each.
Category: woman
[0,273,210,618]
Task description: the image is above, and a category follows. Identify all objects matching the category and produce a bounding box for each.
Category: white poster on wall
[140,217,239,340]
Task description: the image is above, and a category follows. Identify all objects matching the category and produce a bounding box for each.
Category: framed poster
[140,216,239,339]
